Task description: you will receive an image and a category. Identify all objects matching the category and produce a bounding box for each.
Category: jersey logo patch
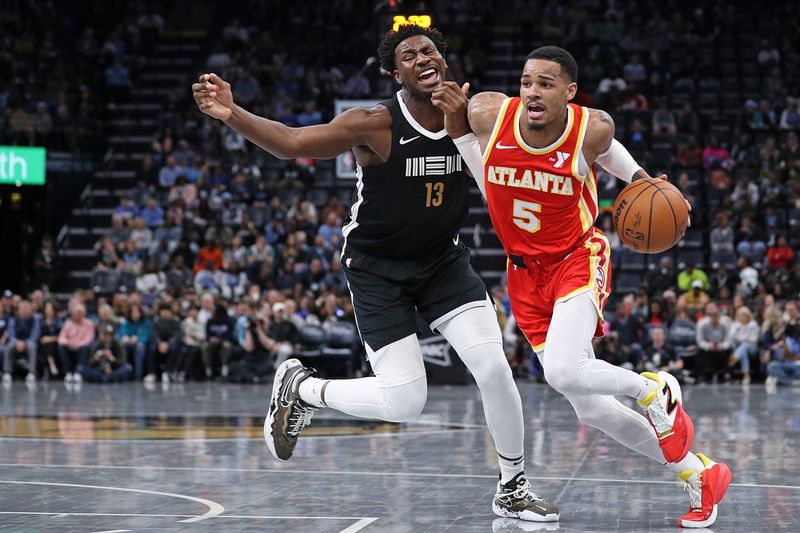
[595,265,606,289]
[405,155,462,177]
[495,141,517,150]
[399,135,420,145]
[554,151,571,168]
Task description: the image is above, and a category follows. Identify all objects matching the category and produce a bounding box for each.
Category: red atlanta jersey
[483,99,599,258]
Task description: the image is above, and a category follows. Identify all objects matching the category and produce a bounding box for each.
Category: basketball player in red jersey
[432,46,730,528]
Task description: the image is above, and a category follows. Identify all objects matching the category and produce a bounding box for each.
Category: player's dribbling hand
[431,81,471,138]
[639,171,693,227]
[192,73,234,121]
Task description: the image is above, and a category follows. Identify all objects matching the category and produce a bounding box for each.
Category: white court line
[0,512,374,520]
[338,517,379,532]
[1,463,798,491]
[0,480,224,523]
[0,428,480,444]
[0,511,378,531]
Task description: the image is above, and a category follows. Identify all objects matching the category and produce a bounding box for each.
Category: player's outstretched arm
[192,73,385,160]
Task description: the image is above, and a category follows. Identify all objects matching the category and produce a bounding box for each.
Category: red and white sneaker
[678,453,732,528]
[637,371,695,463]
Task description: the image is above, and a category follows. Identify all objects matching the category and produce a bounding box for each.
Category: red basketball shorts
[507,227,612,352]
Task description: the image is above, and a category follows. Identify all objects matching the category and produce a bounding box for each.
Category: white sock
[666,451,705,476]
[298,376,328,408]
[498,453,524,485]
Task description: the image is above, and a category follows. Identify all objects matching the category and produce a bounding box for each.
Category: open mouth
[417,67,440,87]
[527,102,546,120]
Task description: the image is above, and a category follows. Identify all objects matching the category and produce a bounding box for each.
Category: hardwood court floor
[0,379,797,532]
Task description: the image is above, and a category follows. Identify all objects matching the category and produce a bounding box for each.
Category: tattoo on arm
[632,169,648,181]
[594,109,614,127]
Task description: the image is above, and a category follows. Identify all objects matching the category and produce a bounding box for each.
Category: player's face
[393,35,446,97]
[519,59,577,130]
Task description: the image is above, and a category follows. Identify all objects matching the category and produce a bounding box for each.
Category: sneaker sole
[263,358,302,462]
[679,504,717,528]
[492,500,560,522]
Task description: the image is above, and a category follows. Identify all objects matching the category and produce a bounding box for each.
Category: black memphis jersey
[342,91,471,259]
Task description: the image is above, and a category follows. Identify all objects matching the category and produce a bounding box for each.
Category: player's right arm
[466,91,508,152]
[192,73,387,160]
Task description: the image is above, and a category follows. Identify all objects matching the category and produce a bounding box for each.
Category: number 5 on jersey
[425,182,444,207]
[513,199,541,233]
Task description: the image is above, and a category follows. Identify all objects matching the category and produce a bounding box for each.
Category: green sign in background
[0,146,46,186]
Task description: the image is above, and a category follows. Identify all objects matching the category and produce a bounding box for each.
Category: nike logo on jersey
[554,151,571,168]
[399,135,420,145]
[495,141,517,150]
[453,234,460,246]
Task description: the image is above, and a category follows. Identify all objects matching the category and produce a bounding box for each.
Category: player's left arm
[585,108,692,221]
[584,109,651,182]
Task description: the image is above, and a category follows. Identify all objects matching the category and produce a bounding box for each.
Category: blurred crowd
[7,1,800,387]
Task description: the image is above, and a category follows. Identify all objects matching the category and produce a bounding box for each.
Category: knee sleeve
[379,376,428,422]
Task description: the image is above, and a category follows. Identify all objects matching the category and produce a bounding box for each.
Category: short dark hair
[377,25,447,73]
[526,46,578,82]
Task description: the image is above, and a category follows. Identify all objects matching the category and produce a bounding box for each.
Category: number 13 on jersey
[425,182,444,207]
[512,199,541,233]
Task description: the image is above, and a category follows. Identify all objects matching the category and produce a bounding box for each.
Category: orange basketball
[612,177,689,253]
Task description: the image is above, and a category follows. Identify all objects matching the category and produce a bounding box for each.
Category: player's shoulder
[583,107,615,151]
[336,104,392,130]
[469,91,509,116]
[585,107,615,131]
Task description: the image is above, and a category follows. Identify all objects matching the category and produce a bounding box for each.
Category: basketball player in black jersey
[192,25,558,522]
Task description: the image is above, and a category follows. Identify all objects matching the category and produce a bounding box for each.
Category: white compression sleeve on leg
[437,297,525,479]
[595,138,642,183]
[453,132,486,198]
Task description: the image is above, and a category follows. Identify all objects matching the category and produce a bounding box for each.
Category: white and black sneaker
[492,473,560,522]
[264,359,318,461]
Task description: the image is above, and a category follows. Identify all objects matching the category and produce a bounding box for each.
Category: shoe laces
[645,391,672,436]
[683,476,702,511]
[287,401,316,437]
[507,477,543,503]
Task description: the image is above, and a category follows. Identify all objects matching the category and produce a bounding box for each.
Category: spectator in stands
[609,297,646,367]
[751,99,777,130]
[158,155,184,189]
[194,239,224,274]
[174,303,204,382]
[340,69,370,98]
[78,324,132,383]
[681,279,711,318]
[651,101,676,138]
[779,98,800,130]
[104,59,131,101]
[114,195,140,220]
[736,216,767,264]
[710,212,735,265]
[202,302,234,379]
[269,301,300,367]
[117,304,150,381]
[676,136,703,167]
[703,135,733,170]
[780,132,800,180]
[57,302,95,383]
[150,304,181,383]
[677,263,709,292]
[8,102,33,145]
[710,265,735,298]
[2,300,40,384]
[33,235,57,289]
[696,302,732,382]
[738,256,760,297]
[675,102,700,135]
[39,300,62,378]
[765,319,799,387]
[642,326,682,375]
[757,38,780,67]
[230,306,275,383]
[141,197,164,230]
[729,306,759,384]
[317,212,344,249]
[767,235,795,270]
[32,101,52,144]
[731,177,759,210]
[296,102,322,127]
